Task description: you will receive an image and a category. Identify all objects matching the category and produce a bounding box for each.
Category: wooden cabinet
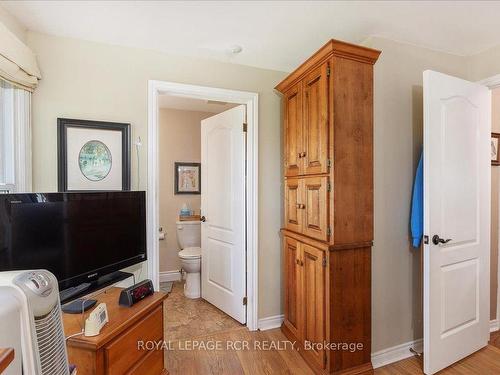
[284,83,303,177]
[285,176,330,241]
[283,236,301,339]
[277,39,380,375]
[63,288,168,375]
[282,237,326,370]
[303,63,329,176]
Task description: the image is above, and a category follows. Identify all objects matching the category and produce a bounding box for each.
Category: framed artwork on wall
[174,162,201,194]
[492,132,500,166]
[57,118,131,191]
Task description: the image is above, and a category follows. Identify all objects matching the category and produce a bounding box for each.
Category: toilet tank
[176,221,201,249]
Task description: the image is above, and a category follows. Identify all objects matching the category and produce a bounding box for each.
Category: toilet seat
[179,247,201,259]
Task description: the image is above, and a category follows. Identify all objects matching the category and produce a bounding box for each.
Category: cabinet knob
[301,152,307,158]
[297,152,302,159]
[300,204,306,209]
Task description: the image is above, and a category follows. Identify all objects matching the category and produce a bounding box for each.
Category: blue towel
[411,153,423,248]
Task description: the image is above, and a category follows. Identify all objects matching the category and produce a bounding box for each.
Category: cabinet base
[280,325,373,375]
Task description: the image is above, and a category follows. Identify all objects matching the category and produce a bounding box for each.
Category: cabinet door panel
[283,236,302,339]
[284,83,303,176]
[302,177,329,241]
[301,244,326,369]
[285,178,302,233]
[303,63,329,175]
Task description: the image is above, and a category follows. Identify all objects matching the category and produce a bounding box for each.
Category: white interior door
[423,70,490,374]
[201,105,246,324]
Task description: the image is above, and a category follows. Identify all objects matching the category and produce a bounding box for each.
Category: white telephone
[84,303,109,337]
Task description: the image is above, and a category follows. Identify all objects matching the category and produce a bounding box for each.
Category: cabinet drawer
[105,305,163,375]
[127,347,164,375]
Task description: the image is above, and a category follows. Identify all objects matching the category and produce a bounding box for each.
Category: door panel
[284,83,303,176]
[423,71,490,374]
[201,105,246,324]
[285,178,303,233]
[303,63,329,175]
[283,236,302,339]
[302,177,329,241]
[301,243,326,369]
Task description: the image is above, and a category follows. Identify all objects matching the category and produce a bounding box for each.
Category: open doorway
[147,80,259,331]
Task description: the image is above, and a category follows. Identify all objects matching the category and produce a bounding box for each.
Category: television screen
[0,191,146,290]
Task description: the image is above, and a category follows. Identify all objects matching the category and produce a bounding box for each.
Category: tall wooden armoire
[276,40,381,374]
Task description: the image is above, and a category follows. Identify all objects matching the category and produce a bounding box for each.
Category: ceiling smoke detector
[228,45,243,55]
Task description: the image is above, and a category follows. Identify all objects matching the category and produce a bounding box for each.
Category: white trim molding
[371,339,423,369]
[159,270,182,283]
[491,319,500,333]
[147,80,259,331]
[257,315,284,331]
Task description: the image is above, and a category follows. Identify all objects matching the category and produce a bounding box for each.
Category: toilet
[176,220,201,299]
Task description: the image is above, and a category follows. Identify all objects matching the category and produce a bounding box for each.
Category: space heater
[0,270,69,374]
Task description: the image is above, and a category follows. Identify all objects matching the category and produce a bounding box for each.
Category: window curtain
[0,22,41,91]
[0,79,32,192]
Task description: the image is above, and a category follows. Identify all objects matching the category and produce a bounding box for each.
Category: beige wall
[26,31,287,319]
[158,108,211,273]
[0,5,26,42]
[491,88,500,321]
[364,37,470,351]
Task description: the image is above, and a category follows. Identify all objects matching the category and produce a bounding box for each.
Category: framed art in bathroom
[174,162,201,194]
[492,132,500,166]
[57,118,131,191]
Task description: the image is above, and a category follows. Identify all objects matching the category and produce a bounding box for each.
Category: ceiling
[158,95,236,113]
[3,1,500,72]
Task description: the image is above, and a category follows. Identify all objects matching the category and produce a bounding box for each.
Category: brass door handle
[301,152,306,158]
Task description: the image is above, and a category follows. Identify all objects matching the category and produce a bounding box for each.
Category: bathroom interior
[157,94,243,341]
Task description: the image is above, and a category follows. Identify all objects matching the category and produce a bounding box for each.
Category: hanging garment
[411,153,423,248]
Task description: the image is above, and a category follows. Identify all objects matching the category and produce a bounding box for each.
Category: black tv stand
[60,271,133,304]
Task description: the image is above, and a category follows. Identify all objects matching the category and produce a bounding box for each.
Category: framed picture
[174,162,201,194]
[57,118,131,191]
[492,133,500,166]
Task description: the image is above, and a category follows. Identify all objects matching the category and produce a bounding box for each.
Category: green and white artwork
[78,140,112,181]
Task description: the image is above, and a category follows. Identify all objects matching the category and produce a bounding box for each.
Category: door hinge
[327,227,332,237]
[243,123,248,132]
[243,296,247,305]
[423,235,429,245]
[326,66,331,77]
[327,159,332,168]
[327,181,331,192]
[322,257,327,267]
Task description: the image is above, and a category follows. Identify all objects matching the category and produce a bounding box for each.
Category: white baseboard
[159,270,181,282]
[258,315,284,331]
[371,338,423,369]
[491,319,499,332]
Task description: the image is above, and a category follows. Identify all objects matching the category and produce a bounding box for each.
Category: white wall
[26,31,287,319]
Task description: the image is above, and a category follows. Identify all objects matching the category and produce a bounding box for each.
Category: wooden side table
[63,287,168,375]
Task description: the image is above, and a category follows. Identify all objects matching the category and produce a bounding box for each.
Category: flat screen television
[0,191,147,297]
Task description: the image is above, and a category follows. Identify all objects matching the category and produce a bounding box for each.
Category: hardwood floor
[164,326,500,375]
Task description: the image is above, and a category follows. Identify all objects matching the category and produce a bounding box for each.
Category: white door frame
[478,74,500,332]
[147,80,259,331]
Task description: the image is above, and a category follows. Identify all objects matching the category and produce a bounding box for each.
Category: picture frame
[57,118,131,191]
[174,162,201,194]
[492,132,500,166]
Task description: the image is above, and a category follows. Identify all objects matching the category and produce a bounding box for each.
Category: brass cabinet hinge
[327,181,331,192]
[327,227,332,237]
[243,296,247,305]
[327,159,332,168]
[326,66,331,77]
[243,123,248,132]
[322,257,327,267]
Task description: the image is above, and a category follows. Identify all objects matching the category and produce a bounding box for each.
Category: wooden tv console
[63,287,168,375]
